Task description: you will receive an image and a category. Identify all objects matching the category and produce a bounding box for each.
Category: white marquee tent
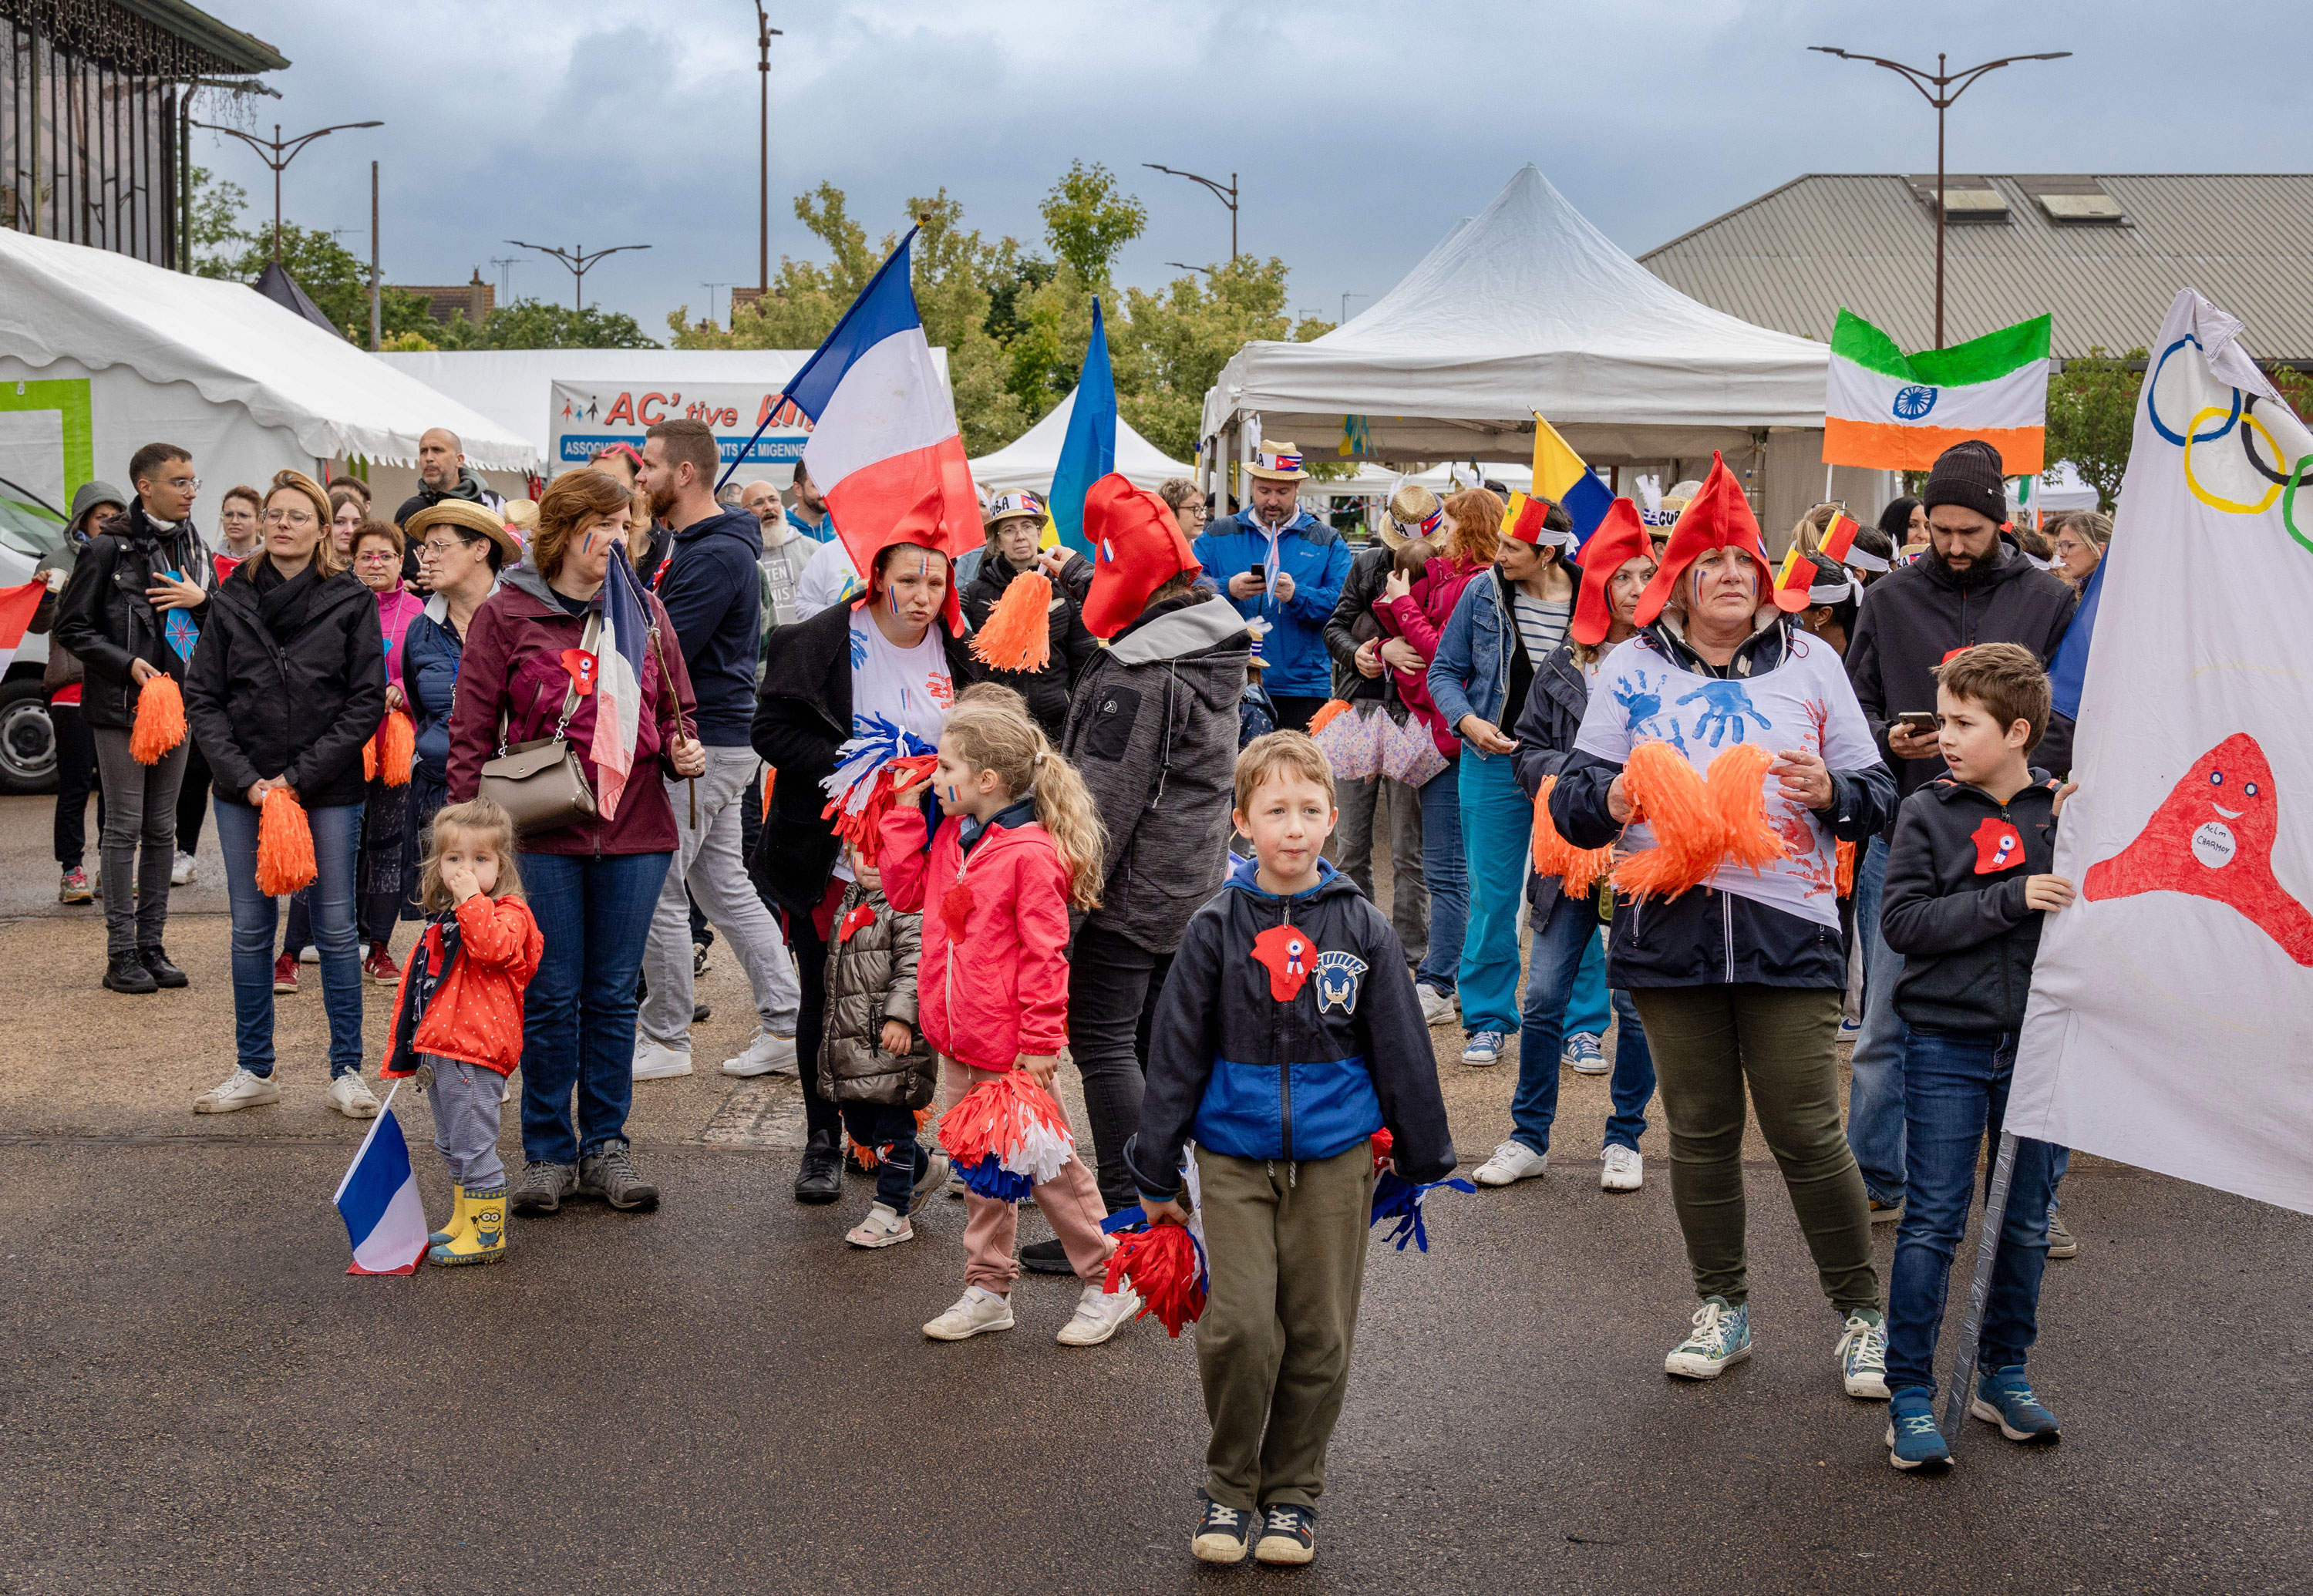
[967,384,1194,497]
[0,227,533,517]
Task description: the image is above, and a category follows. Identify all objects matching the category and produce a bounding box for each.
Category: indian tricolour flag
[1823,309,2052,475]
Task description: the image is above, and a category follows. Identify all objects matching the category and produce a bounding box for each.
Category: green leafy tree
[2045,345,2145,511]
[1039,160,1145,285]
[191,168,436,345]
[187,166,249,272]
[429,298,657,350]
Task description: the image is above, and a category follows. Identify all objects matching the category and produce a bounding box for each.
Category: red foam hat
[1631,453,1773,627]
[851,474,972,633]
[1081,472,1200,638]
[1569,497,1655,646]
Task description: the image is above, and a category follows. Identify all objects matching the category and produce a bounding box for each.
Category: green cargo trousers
[1193,1143,1375,1513]
[1629,984,1880,1315]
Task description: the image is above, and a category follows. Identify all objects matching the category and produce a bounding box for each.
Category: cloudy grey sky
[204,0,2308,338]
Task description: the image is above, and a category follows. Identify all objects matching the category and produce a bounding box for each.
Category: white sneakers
[631,1039,694,1080]
[1472,1140,1548,1187]
[844,1201,913,1249]
[720,1029,799,1078]
[170,850,197,887]
[193,1068,280,1114]
[1416,983,1456,1028]
[326,1072,382,1120]
[1601,1145,1645,1192]
[923,1286,1015,1341]
[1055,1283,1142,1347]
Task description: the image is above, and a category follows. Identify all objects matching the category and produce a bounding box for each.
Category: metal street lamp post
[506,240,652,313]
[1809,46,2069,348]
[190,116,383,263]
[1144,163,1238,261]
[752,4,783,298]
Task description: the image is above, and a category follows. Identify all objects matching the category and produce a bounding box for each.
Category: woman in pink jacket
[877,686,1143,1349]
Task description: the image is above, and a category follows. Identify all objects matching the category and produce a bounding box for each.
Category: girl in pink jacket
[877,685,1142,1349]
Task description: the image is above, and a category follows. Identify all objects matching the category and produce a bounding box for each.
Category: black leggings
[786,901,841,1143]
[1066,921,1175,1211]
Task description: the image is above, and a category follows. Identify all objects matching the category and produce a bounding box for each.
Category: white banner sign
[2007,288,2313,1215]
[549,380,809,477]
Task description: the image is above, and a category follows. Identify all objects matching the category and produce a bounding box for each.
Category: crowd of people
[27,418,2095,1561]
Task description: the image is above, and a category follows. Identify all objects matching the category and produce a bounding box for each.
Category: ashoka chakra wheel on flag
[1892,385,1939,420]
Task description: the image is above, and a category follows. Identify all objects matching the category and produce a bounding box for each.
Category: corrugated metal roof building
[1640,173,2313,365]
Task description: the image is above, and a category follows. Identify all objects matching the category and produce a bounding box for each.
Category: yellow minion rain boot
[429,1184,471,1248]
[428,1184,507,1266]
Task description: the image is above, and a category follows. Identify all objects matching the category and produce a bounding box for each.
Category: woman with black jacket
[753,533,978,1204]
[52,443,217,993]
[958,494,1096,741]
[183,470,386,1120]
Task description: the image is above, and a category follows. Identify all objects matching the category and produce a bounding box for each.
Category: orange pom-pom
[362,736,378,783]
[254,787,318,896]
[128,675,187,765]
[1705,742,1785,873]
[1305,699,1352,736]
[1613,741,1725,900]
[1529,775,1614,898]
[968,570,1052,672]
[762,766,776,822]
[1836,838,1857,897]
[379,709,416,787]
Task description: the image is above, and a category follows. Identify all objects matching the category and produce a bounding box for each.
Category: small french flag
[332,1086,429,1276]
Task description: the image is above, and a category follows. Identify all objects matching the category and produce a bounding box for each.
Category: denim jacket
[1429,562,1581,749]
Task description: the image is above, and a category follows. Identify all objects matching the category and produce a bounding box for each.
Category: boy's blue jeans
[1885,1025,2056,1396]
[1513,899,1654,1156]
[1414,761,1466,998]
[214,796,365,1079]
[519,849,672,1166]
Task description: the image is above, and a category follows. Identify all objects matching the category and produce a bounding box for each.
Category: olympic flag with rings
[1822,309,2050,474]
[2007,288,2313,1217]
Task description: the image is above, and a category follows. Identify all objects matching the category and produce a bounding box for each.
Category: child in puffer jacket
[877,685,1136,1349]
[821,847,942,1249]
[380,799,544,1268]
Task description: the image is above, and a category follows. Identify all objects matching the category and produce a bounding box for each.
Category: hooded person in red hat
[752,480,984,1206]
[1547,453,1903,1392]
[1002,472,1250,1271]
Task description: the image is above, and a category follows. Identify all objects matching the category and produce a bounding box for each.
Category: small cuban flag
[332,1084,429,1275]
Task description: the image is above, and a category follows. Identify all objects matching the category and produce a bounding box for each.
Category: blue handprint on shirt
[1614,670,1688,753]
[1677,680,1770,748]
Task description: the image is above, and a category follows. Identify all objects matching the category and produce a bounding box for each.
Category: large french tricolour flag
[786,231,981,577]
[588,551,655,823]
[333,1089,429,1275]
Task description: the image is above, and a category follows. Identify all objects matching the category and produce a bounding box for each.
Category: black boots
[103,950,157,994]
[140,945,188,988]
[793,1129,843,1204]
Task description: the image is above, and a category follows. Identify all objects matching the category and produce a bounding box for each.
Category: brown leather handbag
[477,614,599,833]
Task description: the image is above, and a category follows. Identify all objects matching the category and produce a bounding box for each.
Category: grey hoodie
[1062,594,1251,954]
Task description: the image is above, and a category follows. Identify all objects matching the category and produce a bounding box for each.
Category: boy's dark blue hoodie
[1126,856,1455,1200]
[641,505,763,746]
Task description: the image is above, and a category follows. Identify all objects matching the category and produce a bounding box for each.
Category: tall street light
[752,4,783,298]
[1144,163,1237,261]
[507,241,652,313]
[1809,46,2069,348]
[190,117,383,263]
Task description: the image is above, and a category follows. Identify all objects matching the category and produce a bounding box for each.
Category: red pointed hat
[1569,497,1655,646]
[1082,472,1200,638]
[853,474,971,632]
[1631,453,1773,627]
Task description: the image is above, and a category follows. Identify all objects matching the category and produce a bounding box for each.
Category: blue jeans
[520,849,673,1165]
[1884,1026,2056,1395]
[1567,921,1610,1037]
[1415,760,1466,996]
[1513,897,1655,1155]
[1847,833,1910,1205]
[214,796,365,1078]
[1456,749,1530,1035]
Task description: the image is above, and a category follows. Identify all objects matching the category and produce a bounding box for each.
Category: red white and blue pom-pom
[937,1068,1075,1201]
[819,715,938,853]
[1368,1129,1476,1253]
[1099,1207,1209,1336]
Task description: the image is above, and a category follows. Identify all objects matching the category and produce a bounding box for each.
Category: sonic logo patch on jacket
[1251,923,1315,1001]
[1971,817,2025,874]
[1313,951,1369,1015]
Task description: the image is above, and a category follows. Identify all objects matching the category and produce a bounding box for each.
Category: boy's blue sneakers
[1664,1297,1751,1379]
[1886,1388,1953,1473]
[1563,1032,1608,1074]
[1972,1365,2062,1443]
[1460,1029,1504,1066]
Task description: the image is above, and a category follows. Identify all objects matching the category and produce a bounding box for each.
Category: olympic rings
[2182,406,2281,515]
[2146,336,2241,448]
[2241,396,2306,487]
[2283,453,2313,559]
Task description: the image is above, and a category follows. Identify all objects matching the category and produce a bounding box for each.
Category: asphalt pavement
[1,793,2305,1594]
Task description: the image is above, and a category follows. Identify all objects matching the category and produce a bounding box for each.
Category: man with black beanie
[1841,439,2079,1224]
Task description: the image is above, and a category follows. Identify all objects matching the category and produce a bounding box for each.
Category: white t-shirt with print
[837,607,954,879]
[1572,629,1880,929]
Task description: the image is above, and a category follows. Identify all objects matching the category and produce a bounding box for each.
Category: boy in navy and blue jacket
[1128,732,1453,1568]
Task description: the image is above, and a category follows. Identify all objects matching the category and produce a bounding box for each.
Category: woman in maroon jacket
[447,469,703,1217]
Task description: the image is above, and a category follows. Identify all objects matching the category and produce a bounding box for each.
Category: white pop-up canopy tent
[0,227,534,518]
[968,384,1194,497]
[1197,164,1874,534]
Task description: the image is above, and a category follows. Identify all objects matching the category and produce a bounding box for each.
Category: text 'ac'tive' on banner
[550,381,813,473]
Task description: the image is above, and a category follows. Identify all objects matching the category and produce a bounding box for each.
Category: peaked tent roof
[0,228,534,469]
[1199,163,1830,465]
[968,384,1194,497]
[251,261,340,337]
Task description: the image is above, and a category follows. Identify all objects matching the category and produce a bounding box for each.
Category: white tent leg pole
[1941,1129,2020,1447]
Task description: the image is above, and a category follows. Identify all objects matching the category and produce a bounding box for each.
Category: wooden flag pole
[1941,1129,2021,1446]
[646,619,697,827]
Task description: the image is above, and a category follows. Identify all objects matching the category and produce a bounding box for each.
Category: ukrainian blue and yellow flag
[1531,412,1613,552]
[1044,298,1117,559]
